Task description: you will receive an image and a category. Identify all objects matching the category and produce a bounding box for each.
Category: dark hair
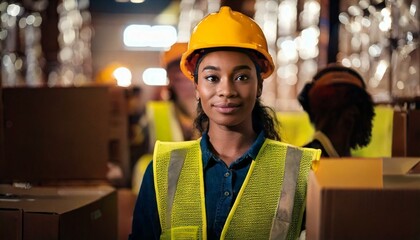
[346,86,375,149]
[302,64,374,149]
[192,49,281,141]
[309,83,375,149]
[298,64,366,117]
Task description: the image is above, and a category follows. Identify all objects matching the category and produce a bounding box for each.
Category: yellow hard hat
[161,42,188,68]
[180,6,275,80]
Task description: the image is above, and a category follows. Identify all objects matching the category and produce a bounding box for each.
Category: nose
[217,77,236,97]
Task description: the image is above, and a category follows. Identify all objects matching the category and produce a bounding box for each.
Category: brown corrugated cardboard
[392,110,407,157]
[107,86,130,187]
[0,208,22,240]
[306,158,420,240]
[1,86,109,182]
[0,185,117,240]
[407,110,420,157]
[117,189,136,240]
[0,83,3,180]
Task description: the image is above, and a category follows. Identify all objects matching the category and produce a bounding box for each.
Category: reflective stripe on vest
[154,139,321,240]
[154,140,206,239]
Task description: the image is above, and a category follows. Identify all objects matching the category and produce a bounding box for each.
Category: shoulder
[264,139,321,158]
[153,139,201,154]
[264,139,309,151]
[155,139,201,148]
[153,140,203,167]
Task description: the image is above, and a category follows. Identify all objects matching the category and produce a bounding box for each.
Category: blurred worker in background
[130,6,320,239]
[95,62,148,188]
[298,63,375,157]
[131,42,198,192]
[161,42,198,141]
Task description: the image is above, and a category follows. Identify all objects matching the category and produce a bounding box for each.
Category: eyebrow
[201,65,252,72]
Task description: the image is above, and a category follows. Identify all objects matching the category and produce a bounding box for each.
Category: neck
[208,126,257,166]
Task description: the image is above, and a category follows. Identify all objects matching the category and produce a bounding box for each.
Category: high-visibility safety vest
[153,139,321,240]
[146,101,185,145]
[132,101,185,193]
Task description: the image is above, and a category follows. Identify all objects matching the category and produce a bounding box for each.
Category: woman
[298,64,375,157]
[130,6,320,240]
[131,42,198,193]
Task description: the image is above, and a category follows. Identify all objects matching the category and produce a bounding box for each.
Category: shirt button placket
[224,170,232,197]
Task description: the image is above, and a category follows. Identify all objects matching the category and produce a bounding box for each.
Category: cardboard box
[0,83,4,178]
[0,184,117,240]
[407,110,420,157]
[0,86,110,182]
[0,208,22,240]
[107,86,130,187]
[117,189,137,240]
[306,158,420,240]
[392,110,407,157]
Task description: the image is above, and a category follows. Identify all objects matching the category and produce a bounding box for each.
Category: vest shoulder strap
[223,140,321,240]
[153,140,207,239]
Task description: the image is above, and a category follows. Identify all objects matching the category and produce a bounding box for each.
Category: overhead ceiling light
[123,24,177,49]
[130,0,145,3]
[142,68,168,86]
[113,67,132,87]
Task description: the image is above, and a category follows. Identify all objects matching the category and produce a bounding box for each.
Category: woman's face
[195,50,260,130]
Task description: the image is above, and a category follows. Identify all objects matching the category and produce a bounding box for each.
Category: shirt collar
[200,131,266,168]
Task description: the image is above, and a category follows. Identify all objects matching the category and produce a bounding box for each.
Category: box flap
[315,158,383,188]
[383,157,420,175]
[0,185,115,214]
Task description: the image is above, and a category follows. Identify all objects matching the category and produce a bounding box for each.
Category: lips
[212,102,241,114]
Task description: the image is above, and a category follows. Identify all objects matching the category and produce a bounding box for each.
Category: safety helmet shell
[161,42,188,69]
[180,6,275,80]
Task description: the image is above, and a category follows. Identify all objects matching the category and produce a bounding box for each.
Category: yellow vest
[153,139,321,240]
[132,101,185,193]
[146,101,185,145]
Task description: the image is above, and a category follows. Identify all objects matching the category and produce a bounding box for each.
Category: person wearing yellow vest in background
[298,63,375,157]
[129,6,320,240]
[132,42,199,192]
[158,42,198,142]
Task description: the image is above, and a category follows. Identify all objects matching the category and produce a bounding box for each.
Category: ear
[195,85,200,101]
[257,88,262,98]
[257,80,263,97]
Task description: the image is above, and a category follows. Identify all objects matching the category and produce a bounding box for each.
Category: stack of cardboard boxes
[307,158,420,239]
[0,86,127,239]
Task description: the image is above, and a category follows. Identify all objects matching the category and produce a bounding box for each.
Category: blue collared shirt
[129,131,266,240]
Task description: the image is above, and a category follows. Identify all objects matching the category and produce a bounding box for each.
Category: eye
[205,75,218,83]
[235,74,249,81]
